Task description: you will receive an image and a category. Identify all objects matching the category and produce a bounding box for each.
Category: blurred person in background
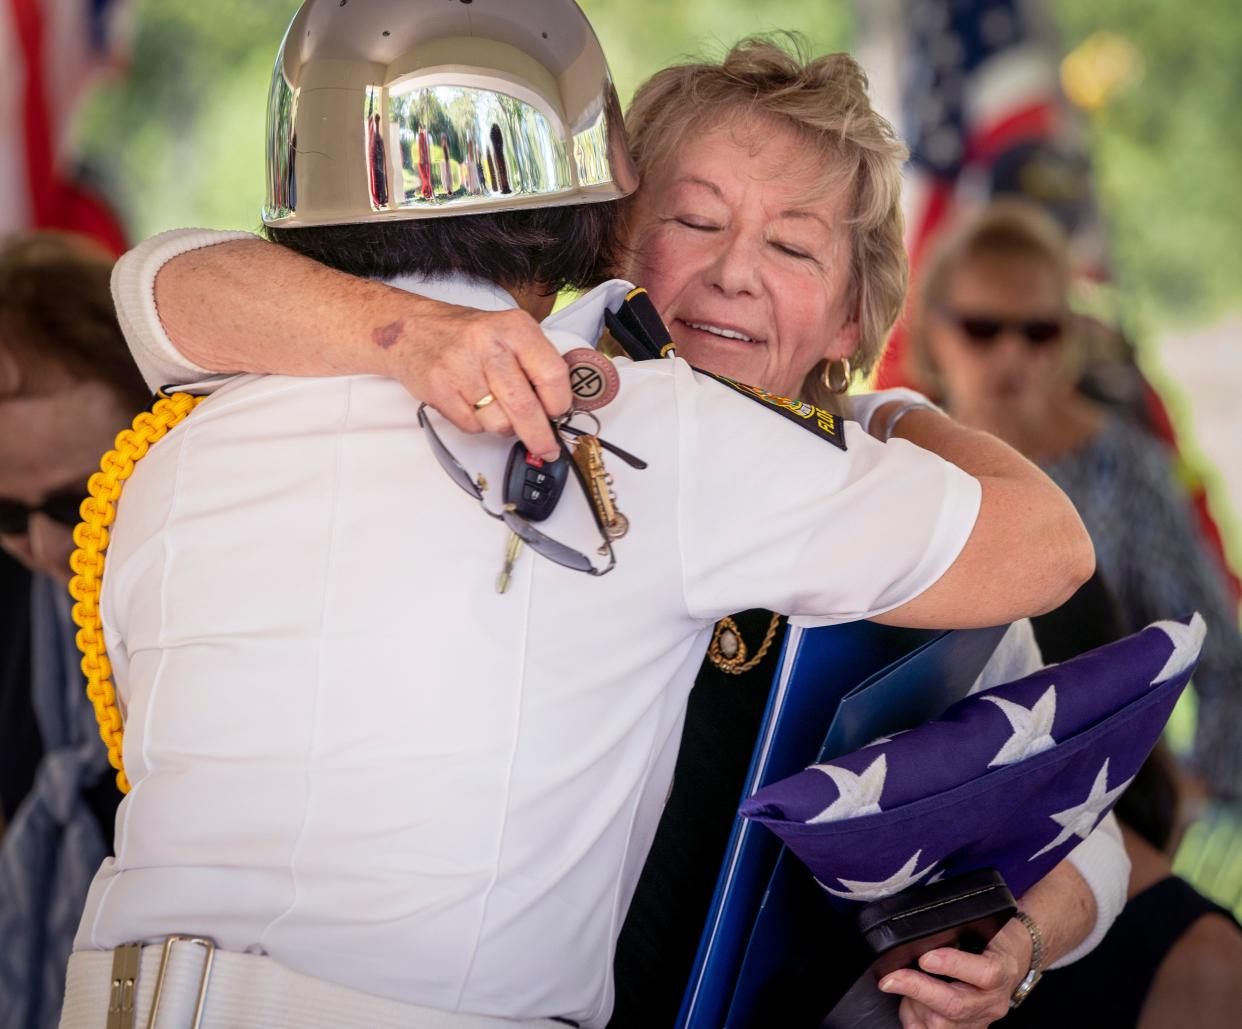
[911,200,1242,1028]
[110,37,1122,1028]
[0,232,141,1029]
[911,200,1242,803]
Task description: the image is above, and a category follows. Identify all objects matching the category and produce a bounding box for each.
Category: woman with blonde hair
[0,231,146,1027]
[910,199,1242,1028]
[910,200,1242,802]
[107,38,1115,1028]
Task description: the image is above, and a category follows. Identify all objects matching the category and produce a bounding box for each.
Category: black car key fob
[504,441,571,522]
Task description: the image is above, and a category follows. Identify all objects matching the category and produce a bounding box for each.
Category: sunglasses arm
[556,424,648,469]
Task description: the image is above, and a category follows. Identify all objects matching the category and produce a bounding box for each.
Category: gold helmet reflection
[263,0,638,228]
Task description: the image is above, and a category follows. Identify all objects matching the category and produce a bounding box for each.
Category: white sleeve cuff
[1049,812,1129,968]
[111,227,258,391]
[848,388,940,436]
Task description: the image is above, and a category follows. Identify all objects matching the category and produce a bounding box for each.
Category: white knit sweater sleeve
[848,388,941,436]
[971,620,1130,966]
[1049,810,1128,968]
[110,227,259,391]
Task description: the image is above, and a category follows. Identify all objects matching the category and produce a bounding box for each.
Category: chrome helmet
[263,0,638,228]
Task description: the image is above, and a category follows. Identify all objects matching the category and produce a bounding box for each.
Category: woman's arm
[119,232,573,461]
[868,405,1095,629]
[880,859,1099,1029]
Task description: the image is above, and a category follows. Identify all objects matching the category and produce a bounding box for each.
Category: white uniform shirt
[82,255,982,1025]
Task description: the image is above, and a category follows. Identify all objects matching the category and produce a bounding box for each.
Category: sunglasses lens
[419,405,483,499]
[959,318,1003,342]
[502,511,595,572]
[0,500,27,535]
[43,488,87,528]
[1023,321,1063,345]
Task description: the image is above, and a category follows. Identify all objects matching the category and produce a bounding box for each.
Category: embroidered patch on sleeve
[702,372,847,451]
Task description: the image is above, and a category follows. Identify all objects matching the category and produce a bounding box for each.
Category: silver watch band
[1009,911,1045,1008]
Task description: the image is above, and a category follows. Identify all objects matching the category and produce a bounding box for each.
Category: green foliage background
[77,0,1241,338]
[1050,0,1242,338]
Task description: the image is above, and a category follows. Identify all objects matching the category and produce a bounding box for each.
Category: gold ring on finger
[472,393,495,411]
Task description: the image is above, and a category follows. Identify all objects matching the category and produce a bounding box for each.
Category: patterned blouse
[1044,415,1242,797]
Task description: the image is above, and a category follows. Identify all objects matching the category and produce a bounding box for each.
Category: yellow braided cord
[68,392,203,794]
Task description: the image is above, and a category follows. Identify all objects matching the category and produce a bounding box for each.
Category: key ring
[558,423,646,470]
[557,409,602,439]
[550,410,647,470]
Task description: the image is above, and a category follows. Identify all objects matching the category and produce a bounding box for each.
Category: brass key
[496,531,524,594]
[571,433,629,544]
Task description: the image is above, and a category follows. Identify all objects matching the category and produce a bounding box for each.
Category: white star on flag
[983,686,1057,767]
[807,754,887,824]
[819,849,937,901]
[1030,759,1133,861]
[864,730,908,749]
[1151,613,1206,685]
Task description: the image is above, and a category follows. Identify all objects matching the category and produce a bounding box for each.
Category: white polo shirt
[81,254,981,1025]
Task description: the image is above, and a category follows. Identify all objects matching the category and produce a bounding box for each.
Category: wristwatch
[1009,911,1044,1008]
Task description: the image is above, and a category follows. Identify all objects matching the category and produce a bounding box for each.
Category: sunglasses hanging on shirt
[424,290,665,589]
[418,404,647,583]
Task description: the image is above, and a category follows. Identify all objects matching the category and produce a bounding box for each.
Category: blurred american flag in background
[859,0,1104,388]
[1,0,131,252]
[898,0,1102,277]
[858,0,1240,601]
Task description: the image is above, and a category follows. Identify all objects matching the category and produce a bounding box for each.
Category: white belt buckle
[106,942,142,1029]
[147,935,217,1029]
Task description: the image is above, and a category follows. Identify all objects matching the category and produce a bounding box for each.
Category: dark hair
[0,232,148,406]
[266,201,621,295]
[1113,741,1180,853]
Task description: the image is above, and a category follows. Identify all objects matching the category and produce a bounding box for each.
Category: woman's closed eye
[668,215,722,232]
[770,240,817,263]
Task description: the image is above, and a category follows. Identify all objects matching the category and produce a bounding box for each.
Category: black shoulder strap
[604,287,671,362]
[603,288,847,452]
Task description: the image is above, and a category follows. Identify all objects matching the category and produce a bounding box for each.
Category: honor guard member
[62,2,1092,1026]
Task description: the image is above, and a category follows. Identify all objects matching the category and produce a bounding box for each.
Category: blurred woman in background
[911,200,1242,802]
[911,201,1242,1028]
[0,232,143,1028]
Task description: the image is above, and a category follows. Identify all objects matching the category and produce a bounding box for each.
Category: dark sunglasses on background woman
[938,306,1065,347]
[0,486,85,535]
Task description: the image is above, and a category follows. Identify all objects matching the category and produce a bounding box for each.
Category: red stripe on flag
[1140,380,1242,604]
[59,179,128,255]
[11,0,57,226]
[8,0,127,254]
[877,180,955,389]
[966,101,1059,167]
[907,179,955,277]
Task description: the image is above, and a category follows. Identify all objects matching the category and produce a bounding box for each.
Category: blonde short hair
[624,36,909,409]
[910,199,1074,393]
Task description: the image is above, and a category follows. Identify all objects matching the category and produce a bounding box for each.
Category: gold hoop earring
[824,357,851,394]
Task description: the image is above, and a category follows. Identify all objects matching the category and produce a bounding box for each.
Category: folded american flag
[740,614,1205,910]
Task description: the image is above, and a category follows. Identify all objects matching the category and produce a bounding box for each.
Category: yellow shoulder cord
[68,392,204,794]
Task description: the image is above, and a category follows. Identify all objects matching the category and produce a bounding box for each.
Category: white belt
[62,938,574,1029]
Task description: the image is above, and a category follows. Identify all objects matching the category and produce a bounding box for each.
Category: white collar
[383,272,637,355]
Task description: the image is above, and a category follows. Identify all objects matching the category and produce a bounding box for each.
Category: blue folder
[677,621,1007,1028]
